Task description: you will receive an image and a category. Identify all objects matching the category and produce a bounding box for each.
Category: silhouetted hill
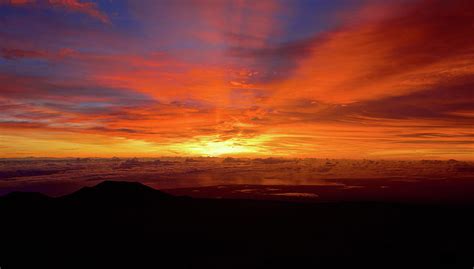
[0,191,51,206]
[1,181,474,268]
[1,191,50,202]
[61,180,173,206]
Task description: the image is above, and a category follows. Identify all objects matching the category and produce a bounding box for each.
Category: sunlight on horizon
[167,135,275,157]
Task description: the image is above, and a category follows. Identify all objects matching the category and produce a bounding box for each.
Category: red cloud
[267,0,474,104]
[1,0,109,23]
[1,0,473,159]
[48,0,109,23]
[1,48,48,60]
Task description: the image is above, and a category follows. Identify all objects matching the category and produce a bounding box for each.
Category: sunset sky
[0,0,473,159]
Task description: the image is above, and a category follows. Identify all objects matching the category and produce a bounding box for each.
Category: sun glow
[169,135,274,157]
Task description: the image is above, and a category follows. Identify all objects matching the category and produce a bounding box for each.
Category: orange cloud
[1,0,473,159]
[259,0,474,104]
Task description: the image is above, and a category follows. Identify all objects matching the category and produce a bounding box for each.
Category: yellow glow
[168,135,274,157]
[0,133,167,158]
[0,131,280,158]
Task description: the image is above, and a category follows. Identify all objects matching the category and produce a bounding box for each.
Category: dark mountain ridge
[1,181,474,268]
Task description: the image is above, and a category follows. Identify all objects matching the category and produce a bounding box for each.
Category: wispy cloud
[0,0,473,159]
[1,0,109,23]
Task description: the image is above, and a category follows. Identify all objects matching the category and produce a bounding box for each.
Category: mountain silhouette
[1,180,473,268]
[0,191,51,206]
[61,180,173,206]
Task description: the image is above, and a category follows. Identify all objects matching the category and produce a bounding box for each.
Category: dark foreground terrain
[1,181,474,268]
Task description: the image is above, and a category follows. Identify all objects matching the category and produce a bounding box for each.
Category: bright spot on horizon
[169,135,274,157]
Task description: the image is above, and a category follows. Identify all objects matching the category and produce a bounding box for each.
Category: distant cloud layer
[0,0,473,159]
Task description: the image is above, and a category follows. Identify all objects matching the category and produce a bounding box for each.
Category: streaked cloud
[0,0,473,159]
[1,0,109,23]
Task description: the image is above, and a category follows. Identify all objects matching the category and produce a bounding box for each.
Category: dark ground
[1,181,474,268]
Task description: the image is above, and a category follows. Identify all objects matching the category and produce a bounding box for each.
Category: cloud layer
[0,0,473,159]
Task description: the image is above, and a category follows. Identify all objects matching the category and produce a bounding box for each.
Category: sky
[0,0,473,159]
